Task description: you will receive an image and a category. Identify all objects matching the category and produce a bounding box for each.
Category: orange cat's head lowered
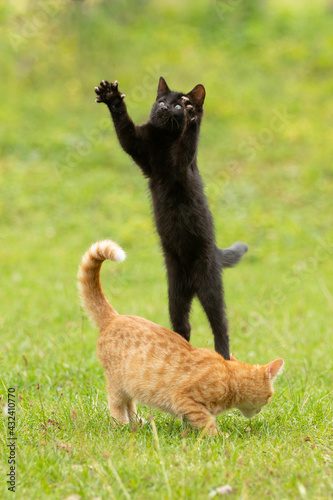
[230,353,284,419]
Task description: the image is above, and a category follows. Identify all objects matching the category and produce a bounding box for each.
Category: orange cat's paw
[200,421,217,437]
[208,425,218,437]
[95,80,125,105]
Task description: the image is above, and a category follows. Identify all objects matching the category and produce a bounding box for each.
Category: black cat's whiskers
[169,113,180,132]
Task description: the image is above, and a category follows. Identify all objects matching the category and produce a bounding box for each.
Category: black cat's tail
[218,242,248,268]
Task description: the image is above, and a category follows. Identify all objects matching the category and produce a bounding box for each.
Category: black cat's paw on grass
[94,80,125,105]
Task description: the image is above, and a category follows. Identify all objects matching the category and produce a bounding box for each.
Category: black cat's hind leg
[196,271,230,359]
[168,284,194,342]
[218,242,248,269]
[167,262,195,342]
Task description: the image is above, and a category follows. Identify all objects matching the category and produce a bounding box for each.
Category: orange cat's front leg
[127,401,137,422]
[186,412,217,436]
[107,389,130,425]
[176,399,217,436]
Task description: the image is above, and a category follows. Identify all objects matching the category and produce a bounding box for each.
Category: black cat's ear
[157,76,170,97]
[187,84,206,108]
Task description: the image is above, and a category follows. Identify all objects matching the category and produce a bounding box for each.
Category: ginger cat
[78,240,284,435]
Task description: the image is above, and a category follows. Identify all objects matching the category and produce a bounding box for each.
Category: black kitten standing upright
[94,76,248,359]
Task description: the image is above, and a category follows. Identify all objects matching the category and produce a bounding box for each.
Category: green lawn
[1,1,332,498]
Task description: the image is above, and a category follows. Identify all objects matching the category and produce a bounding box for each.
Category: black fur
[94,77,248,359]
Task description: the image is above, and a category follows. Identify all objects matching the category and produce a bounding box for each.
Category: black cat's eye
[174,104,182,110]
[159,102,165,107]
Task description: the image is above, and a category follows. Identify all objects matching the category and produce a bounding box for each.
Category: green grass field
[1,1,332,498]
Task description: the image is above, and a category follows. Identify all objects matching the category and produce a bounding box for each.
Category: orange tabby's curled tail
[78,240,126,329]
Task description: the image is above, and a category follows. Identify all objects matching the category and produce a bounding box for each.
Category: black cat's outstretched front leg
[175,98,202,169]
[95,80,150,176]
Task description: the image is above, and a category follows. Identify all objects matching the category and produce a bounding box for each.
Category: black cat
[94,76,248,359]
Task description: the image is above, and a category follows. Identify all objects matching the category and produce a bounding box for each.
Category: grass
[1,0,333,498]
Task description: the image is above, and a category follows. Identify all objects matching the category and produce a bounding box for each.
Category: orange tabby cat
[78,240,284,435]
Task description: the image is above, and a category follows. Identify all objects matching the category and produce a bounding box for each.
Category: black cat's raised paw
[186,107,197,121]
[94,80,125,105]
[181,96,196,121]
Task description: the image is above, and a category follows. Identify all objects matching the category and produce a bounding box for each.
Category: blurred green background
[0,1,332,498]
[1,0,332,352]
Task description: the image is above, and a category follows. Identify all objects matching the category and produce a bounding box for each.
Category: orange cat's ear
[157,76,170,97]
[230,353,238,361]
[266,359,284,379]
